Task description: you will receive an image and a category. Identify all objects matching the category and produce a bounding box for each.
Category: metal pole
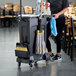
[20,0,22,16]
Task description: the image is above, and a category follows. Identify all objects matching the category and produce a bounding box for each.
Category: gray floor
[0,26,76,76]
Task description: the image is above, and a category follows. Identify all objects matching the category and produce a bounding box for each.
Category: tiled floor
[0,26,76,76]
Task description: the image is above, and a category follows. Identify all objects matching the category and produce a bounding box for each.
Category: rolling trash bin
[15,0,51,68]
[15,15,51,68]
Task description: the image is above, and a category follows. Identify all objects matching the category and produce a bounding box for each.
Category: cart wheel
[46,59,48,62]
[43,53,50,61]
[18,62,21,68]
[30,63,33,67]
[34,62,38,67]
[29,62,33,67]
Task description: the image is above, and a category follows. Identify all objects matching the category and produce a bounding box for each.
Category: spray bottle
[42,2,47,14]
[36,0,41,14]
[46,2,51,15]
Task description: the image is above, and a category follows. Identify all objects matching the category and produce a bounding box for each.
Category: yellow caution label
[16,47,28,52]
[39,48,46,50]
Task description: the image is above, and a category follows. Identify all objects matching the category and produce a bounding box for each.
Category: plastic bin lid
[18,14,40,18]
[18,13,47,18]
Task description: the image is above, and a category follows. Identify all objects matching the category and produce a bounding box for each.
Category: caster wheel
[18,62,21,68]
[29,62,33,67]
[43,53,50,61]
[30,63,33,67]
[34,62,38,67]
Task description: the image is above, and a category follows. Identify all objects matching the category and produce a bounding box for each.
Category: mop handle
[38,0,43,31]
[40,0,43,20]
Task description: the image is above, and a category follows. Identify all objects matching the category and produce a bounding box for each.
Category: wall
[0,0,36,8]
[69,0,76,3]
[0,0,76,8]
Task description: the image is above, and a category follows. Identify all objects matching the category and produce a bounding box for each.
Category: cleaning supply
[46,2,51,15]
[36,0,41,14]
[41,30,47,54]
[42,2,47,14]
[36,30,40,54]
[50,17,58,36]
[36,30,47,54]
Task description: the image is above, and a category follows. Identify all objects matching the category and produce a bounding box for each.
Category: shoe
[49,53,54,61]
[52,54,62,61]
[50,53,54,57]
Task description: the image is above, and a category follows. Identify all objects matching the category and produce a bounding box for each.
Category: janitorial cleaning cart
[15,0,51,68]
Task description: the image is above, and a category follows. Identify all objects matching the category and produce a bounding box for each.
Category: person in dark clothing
[46,0,69,61]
